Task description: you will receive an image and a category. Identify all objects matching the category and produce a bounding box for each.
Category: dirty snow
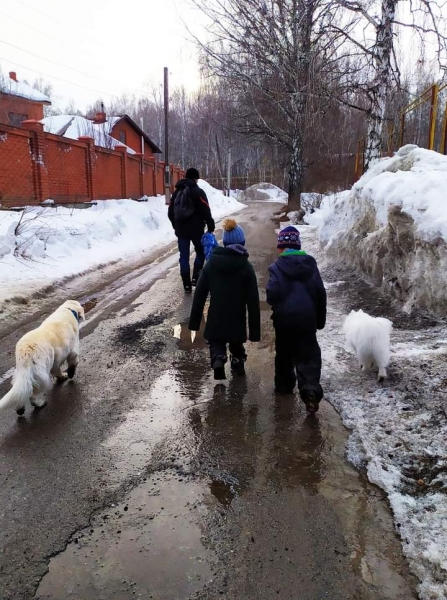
[302,144,447,599]
[308,145,447,314]
[239,182,288,203]
[0,180,244,308]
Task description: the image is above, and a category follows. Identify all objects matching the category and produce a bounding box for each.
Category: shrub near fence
[0,120,184,207]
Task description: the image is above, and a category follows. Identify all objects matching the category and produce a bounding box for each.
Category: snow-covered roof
[0,74,51,103]
[41,115,136,154]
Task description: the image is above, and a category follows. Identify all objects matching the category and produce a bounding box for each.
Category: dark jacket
[168,178,215,240]
[266,253,326,332]
[189,245,261,343]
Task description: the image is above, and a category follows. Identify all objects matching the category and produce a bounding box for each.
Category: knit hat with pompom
[222,218,245,246]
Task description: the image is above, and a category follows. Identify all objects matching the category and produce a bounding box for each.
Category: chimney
[93,111,107,124]
[9,71,17,82]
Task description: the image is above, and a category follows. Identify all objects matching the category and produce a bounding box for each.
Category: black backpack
[173,187,195,220]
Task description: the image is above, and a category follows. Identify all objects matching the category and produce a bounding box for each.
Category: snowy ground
[0,180,244,311]
[300,149,447,600]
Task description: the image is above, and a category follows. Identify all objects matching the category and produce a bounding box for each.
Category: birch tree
[333,0,447,167]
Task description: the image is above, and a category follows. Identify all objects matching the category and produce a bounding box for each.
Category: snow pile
[239,182,288,203]
[309,145,447,313]
[0,180,244,307]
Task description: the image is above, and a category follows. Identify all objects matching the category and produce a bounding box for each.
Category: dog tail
[0,368,33,411]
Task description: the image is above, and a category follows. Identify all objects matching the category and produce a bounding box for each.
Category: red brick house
[92,112,161,159]
[0,71,51,126]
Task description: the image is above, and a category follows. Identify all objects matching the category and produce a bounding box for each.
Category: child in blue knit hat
[189,218,261,380]
[266,225,327,413]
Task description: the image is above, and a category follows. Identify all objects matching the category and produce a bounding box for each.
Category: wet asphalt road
[0,204,418,600]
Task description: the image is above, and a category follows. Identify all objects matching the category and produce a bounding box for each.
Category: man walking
[168,168,215,293]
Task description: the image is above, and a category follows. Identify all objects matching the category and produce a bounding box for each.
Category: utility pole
[227,147,231,197]
[164,67,170,205]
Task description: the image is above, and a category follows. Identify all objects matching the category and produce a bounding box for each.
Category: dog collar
[67,308,80,323]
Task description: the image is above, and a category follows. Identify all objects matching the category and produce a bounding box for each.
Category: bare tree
[190,0,351,209]
[332,0,447,167]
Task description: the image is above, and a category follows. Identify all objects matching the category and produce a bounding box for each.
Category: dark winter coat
[189,245,261,343]
[168,178,215,240]
[266,253,327,332]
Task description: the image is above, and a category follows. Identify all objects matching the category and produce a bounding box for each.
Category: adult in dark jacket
[266,226,327,413]
[168,167,215,292]
[189,219,261,380]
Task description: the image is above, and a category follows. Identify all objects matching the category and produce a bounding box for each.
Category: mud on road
[0,204,419,600]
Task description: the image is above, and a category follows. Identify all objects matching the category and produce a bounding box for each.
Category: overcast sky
[0,0,204,111]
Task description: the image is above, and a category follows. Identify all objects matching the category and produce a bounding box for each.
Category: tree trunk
[287,134,304,211]
[364,0,398,168]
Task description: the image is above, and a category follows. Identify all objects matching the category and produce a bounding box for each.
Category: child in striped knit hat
[266,226,327,413]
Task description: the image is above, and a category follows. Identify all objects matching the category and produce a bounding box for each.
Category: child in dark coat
[189,219,261,380]
[266,226,327,413]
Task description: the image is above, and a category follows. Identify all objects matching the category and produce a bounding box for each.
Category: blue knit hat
[222,218,245,246]
[277,226,301,250]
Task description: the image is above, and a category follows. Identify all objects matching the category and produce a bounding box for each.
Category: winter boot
[213,356,227,380]
[181,272,192,294]
[191,268,202,287]
[230,355,246,377]
[303,391,319,414]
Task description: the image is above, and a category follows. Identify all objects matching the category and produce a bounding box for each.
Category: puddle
[82,297,98,314]
[36,476,214,600]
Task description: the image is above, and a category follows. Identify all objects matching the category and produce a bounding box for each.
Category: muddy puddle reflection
[36,476,213,600]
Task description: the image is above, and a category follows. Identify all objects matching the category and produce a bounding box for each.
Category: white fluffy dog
[342,309,393,381]
[0,300,84,415]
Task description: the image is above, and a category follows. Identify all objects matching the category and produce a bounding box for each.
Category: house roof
[0,74,51,104]
[111,114,162,153]
[41,115,137,154]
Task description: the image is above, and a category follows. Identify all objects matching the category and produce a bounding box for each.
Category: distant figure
[189,219,261,380]
[266,226,327,413]
[168,167,215,293]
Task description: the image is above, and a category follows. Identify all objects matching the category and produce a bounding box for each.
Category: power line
[0,55,124,99]
[0,9,72,47]
[0,40,147,96]
[14,0,69,29]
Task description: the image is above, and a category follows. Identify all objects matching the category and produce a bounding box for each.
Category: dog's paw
[31,397,47,409]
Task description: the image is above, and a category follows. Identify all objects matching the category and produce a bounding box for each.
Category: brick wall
[0,120,184,207]
[46,134,89,201]
[0,95,45,126]
[0,125,35,206]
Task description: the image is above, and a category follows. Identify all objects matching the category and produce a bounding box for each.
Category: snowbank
[309,145,447,313]
[239,182,288,203]
[0,180,244,307]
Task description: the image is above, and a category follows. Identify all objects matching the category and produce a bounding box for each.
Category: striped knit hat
[222,218,245,246]
[277,226,301,250]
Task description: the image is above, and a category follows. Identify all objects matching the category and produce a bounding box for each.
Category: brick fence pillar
[115,145,128,198]
[134,153,144,197]
[148,157,156,196]
[78,136,97,200]
[22,120,49,202]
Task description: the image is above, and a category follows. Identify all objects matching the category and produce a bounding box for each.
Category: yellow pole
[440,102,447,155]
[428,84,439,150]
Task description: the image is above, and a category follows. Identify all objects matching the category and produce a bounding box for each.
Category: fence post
[78,136,97,200]
[22,120,49,203]
[441,103,447,155]
[135,153,144,197]
[115,145,128,198]
[428,84,439,151]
